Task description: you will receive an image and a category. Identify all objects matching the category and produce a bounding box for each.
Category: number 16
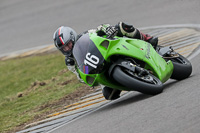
[84,53,99,68]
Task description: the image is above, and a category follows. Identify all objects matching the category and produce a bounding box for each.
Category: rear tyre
[170,54,192,80]
[112,66,163,95]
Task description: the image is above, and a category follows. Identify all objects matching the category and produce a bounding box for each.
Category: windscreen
[73,33,105,74]
[73,34,91,67]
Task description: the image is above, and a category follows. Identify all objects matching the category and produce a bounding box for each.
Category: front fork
[108,59,149,78]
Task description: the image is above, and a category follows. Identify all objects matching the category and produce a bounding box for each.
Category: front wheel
[112,66,164,95]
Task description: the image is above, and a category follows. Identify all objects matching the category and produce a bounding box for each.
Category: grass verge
[0,52,95,133]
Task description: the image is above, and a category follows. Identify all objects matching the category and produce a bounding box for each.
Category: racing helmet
[53,26,77,56]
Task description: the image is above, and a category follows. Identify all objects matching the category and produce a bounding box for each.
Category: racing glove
[65,56,75,66]
[65,57,84,83]
[97,24,118,37]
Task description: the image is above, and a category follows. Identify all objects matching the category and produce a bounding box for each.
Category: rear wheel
[169,54,192,80]
[112,66,163,95]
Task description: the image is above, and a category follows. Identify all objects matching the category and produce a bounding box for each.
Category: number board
[82,40,104,74]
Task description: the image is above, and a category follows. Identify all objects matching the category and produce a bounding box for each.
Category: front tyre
[112,66,163,95]
[170,54,192,80]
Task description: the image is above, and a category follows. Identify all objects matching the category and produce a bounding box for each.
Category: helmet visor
[61,41,73,52]
[59,40,73,56]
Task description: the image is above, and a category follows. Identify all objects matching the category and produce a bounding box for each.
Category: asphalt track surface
[1,0,200,133]
[51,53,200,133]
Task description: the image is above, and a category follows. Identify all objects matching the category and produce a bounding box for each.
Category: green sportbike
[72,32,192,99]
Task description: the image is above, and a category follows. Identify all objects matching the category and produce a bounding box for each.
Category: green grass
[0,52,85,132]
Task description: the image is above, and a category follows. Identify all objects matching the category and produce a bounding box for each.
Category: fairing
[73,32,173,88]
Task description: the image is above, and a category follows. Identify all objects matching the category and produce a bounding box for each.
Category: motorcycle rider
[53,22,158,100]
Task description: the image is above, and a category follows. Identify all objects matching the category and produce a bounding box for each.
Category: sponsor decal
[145,43,151,59]
[122,44,129,50]
[83,65,89,74]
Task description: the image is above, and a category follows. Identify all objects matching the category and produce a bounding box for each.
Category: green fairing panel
[143,45,173,83]
[78,69,128,90]
[89,33,173,83]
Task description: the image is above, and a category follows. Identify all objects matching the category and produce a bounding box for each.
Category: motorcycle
[72,32,192,99]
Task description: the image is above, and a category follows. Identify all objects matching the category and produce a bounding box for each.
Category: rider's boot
[148,37,158,49]
[141,33,158,49]
[102,86,121,100]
